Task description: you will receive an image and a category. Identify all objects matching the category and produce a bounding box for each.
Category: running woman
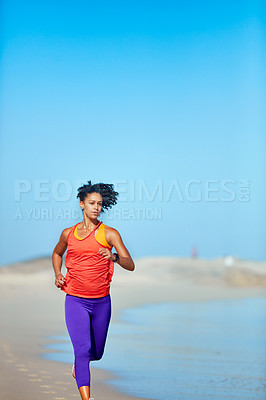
[52,181,135,400]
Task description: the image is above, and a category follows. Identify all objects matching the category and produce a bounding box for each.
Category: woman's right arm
[52,228,70,288]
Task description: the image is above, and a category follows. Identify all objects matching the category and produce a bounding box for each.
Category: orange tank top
[61,221,114,298]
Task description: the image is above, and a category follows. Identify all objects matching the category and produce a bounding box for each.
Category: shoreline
[0,256,266,400]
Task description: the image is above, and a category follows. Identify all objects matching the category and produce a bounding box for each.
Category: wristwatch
[112,253,119,263]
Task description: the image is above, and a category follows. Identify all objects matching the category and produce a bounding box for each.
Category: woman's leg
[78,386,91,400]
[90,294,112,361]
[64,295,92,398]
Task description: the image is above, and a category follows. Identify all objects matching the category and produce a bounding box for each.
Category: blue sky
[0,0,265,264]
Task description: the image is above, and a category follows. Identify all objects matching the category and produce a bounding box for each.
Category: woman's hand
[98,248,115,261]
[55,273,66,288]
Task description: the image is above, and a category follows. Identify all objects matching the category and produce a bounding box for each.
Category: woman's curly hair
[76,180,119,213]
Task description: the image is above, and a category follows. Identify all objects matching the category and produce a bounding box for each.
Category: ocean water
[43,297,266,400]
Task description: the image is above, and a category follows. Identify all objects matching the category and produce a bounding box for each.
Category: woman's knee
[74,344,91,361]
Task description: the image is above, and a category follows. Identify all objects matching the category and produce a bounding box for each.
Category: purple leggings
[64,293,111,388]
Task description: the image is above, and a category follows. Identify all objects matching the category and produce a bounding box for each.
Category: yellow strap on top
[95,223,112,248]
[73,224,83,240]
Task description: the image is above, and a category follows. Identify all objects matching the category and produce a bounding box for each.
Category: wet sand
[0,256,265,400]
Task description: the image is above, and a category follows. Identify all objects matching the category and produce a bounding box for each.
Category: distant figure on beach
[52,180,135,400]
[191,245,198,259]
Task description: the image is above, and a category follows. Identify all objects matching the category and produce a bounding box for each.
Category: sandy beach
[0,256,265,400]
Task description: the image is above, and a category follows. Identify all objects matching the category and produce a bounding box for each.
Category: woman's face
[81,192,103,219]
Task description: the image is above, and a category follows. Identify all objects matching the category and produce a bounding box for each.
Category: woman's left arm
[98,228,135,271]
